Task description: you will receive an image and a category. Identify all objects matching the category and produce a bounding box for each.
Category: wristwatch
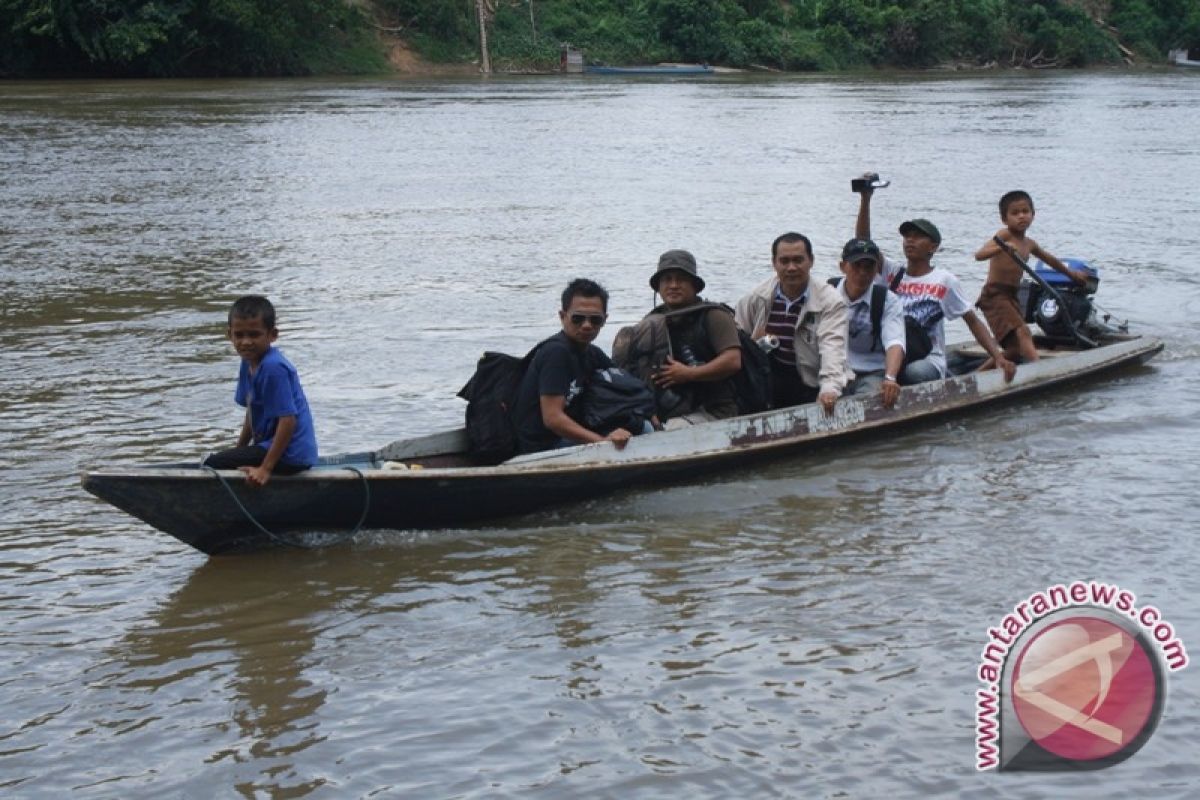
[884,374,898,383]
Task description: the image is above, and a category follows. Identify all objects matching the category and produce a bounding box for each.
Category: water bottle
[679,345,702,367]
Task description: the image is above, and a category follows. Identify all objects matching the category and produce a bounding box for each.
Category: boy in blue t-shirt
[203,296,318,486]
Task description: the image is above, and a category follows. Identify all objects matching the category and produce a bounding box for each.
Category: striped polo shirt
[766,285,806,367]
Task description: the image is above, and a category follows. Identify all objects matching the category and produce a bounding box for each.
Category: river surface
[2,71,1199,798]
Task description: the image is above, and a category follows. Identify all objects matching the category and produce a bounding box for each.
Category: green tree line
[3,0,1199,78]
[466,0,1200,70]
[0,0,384,77]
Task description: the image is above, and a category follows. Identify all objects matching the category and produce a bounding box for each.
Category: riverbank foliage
[3,1,1199,78]
[0,0,386,77]
[418,0,1200,70]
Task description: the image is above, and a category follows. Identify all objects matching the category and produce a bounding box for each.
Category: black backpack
[456,340,548,463]
[684,303,772,415]
[729,326,773,414]
[888,269,934,365]
[613,304,772,417]
[832,273,932,367]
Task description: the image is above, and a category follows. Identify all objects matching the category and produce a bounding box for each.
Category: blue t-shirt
[235,347,318,466]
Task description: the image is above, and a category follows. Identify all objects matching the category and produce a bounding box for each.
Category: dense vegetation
[443,0,1200,71]
[0,0,385,77]
[3,0,1199,78]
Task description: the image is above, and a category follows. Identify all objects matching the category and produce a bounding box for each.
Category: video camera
[851,173,890,193]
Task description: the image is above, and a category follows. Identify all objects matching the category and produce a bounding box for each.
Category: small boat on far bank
[1168,48,1200,67]
[584,63,714,75]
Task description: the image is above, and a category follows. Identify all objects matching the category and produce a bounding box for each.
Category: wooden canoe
[81,334,1163,556]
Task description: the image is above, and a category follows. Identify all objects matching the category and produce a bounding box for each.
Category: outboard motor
[1017,258,1107,345]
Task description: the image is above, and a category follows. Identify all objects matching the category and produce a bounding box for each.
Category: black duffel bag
[578,368,657,436]
[888,268,934,366]
[902,316,933,366]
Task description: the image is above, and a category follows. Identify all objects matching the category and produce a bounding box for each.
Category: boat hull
[81,335,1163,555]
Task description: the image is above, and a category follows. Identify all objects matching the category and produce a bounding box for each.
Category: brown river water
[1,71,1198,797]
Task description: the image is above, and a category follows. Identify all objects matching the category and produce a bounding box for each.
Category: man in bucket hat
[640,249,743,427]
[852,175,1015,385]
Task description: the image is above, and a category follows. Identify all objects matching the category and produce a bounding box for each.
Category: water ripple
[1,73,1198,798]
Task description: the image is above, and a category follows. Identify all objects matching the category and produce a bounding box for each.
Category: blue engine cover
[1032,257,1097,287]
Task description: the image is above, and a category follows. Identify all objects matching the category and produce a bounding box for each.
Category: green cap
[899,218,942,245]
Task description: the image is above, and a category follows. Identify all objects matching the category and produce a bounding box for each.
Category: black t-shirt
[513,332,613,454]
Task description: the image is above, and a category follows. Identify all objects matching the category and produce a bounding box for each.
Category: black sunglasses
[569,313,606,327]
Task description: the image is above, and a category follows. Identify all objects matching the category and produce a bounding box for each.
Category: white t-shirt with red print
[880,258,973,378]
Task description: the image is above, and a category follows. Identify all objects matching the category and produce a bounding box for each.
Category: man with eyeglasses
[512,278,639,454]
[734,232,852,413]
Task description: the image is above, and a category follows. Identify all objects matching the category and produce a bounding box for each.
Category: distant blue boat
[584,64,714,75]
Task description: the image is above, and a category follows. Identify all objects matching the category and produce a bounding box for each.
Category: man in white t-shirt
[854,184,1015,385]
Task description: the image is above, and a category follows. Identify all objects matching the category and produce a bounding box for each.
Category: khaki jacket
[734,276,853,397]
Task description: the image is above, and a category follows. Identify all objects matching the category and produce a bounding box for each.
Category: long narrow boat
[81,332,1162,556]
[584,64,715,75]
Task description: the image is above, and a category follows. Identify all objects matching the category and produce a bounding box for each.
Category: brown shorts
[976,282,1025,347]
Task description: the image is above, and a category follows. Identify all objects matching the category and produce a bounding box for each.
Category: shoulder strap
[521,335,556,366]
[869,284,887,352]
[522,334,595,384]
[889,267,906,292]
[658,300,727,321]
[577,344,600,385]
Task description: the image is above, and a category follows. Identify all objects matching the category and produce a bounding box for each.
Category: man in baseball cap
[833,237,906,409]
[851,173,1015,386]
[898,218,941,246]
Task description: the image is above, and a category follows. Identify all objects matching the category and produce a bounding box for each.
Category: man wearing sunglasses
[513,278,639,454]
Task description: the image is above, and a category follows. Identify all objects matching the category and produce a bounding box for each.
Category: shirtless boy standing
[974,190,1089,363]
